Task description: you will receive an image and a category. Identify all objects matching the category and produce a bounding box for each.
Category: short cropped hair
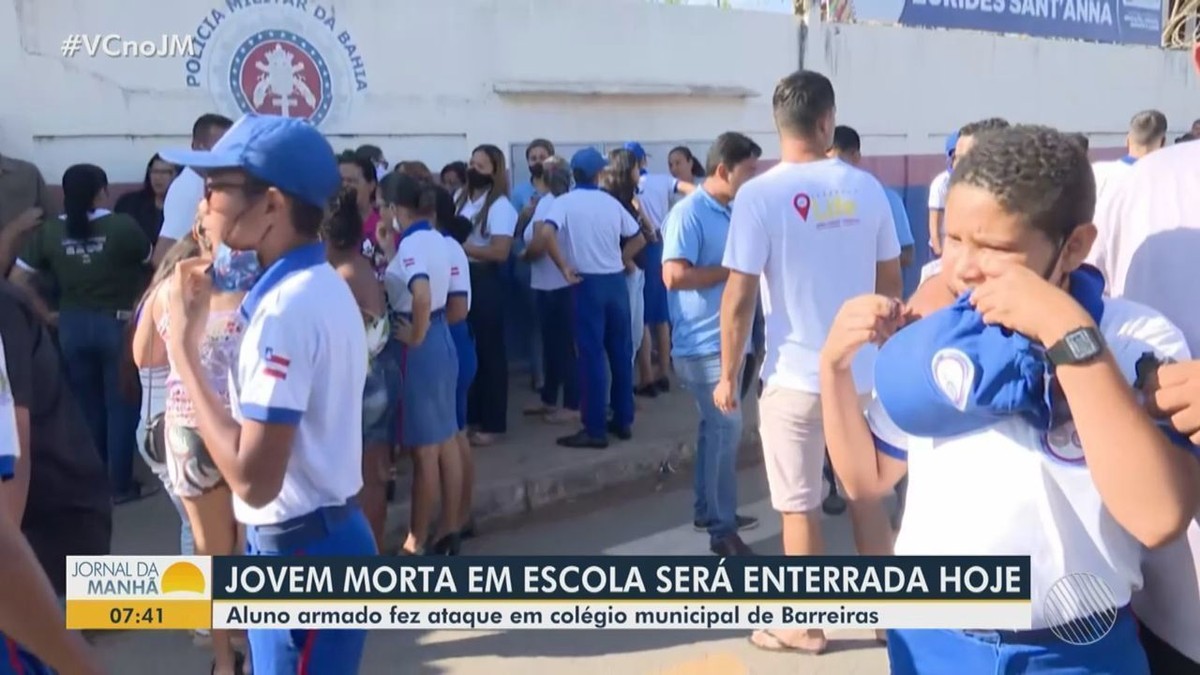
[191,113,233,143]
[1129,109,1168,147]
[772,70,836,137]
[950,125,1095,243]
[705,132,762,176]
[958,117,1011,139]
[831,125,862,154]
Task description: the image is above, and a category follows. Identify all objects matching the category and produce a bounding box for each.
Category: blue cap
[874,266,1106,439]
[945,131,960,157]
[571,147,608,182]
[159,114,339,209]
[623,142,647,161]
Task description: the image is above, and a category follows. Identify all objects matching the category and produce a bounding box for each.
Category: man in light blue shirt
[829,125,915,269]
[661,132,761,557]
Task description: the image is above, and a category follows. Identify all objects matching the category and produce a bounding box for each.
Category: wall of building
[1,0,1195,251]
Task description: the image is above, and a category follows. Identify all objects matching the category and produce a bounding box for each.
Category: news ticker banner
[67,555,1031,631]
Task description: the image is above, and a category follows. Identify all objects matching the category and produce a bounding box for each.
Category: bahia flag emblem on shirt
[262,348,291,380]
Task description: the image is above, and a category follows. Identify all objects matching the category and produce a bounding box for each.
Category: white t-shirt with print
[723,159,901,394]
[524,193,569,291]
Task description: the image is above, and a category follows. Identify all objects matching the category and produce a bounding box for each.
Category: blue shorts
[245,502,377,675]
[399,313,459,447]
[362,340,401,446]
[450,321,477,431]
[887,605,1149,675]
[641,238,669,325]
[0,637,52,675]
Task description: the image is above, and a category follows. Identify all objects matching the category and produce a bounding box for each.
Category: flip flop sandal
[747,630,825,655]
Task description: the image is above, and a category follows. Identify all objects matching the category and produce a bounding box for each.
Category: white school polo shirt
[543,188,640,276]
[443,234,472,311]
[927,170,951,211]
[457,191,518,252]
[637,172,678,231]
[870,297,1192,629]
[723,159,901,394]
[158,168,204,242]
[1090,141,1200,661]
[229,242,367,526]
[523,193,568,291]
[0,333,19,480]
[384,221,451,315]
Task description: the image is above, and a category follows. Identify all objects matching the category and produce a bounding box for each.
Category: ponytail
[61,164,108,240]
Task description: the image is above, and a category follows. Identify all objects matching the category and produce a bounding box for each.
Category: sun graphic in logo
[160,562,206,595]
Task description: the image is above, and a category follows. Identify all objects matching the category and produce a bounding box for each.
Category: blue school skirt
[362,339,402,447]
[450,320,477,431]
[399,312,459,447]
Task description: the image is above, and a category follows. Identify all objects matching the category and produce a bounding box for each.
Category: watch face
[1065,329,1099,359]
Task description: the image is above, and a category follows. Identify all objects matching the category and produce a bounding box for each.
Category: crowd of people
[0,51,1198,674]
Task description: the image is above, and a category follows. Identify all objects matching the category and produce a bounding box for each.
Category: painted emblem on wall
[184,2,368,128]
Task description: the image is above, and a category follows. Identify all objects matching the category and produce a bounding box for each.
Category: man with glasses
[161,114,374,675]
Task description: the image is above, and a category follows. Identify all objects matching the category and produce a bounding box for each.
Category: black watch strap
[1046,326,1105,366]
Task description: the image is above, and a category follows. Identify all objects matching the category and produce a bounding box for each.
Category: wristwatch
[1046,326,1105,366]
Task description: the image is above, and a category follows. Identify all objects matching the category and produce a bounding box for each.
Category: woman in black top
[114,154,177,245]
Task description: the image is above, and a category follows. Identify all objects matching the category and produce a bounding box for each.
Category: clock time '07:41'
[109,607,163,625]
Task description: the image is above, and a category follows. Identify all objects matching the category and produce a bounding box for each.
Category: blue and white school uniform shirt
[0,334,18,480]
[637,173,678,231]
[229,242,368,526]
[544,189,640,275]
[384,222,451,315]
[444,235,472,310]
[523,193,568,291]
[869,297,1192,629]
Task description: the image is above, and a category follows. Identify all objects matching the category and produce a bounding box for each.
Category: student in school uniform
[160,113,376,675]
[522,156,579,424]
[436,187,478,543]
[381,172,463,556]
[625,141,691,395]
[540,148,646,449]
[821,126,1200,674]
[455,145,519,447]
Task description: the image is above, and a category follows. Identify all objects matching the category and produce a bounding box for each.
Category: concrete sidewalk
[381,381,762,545]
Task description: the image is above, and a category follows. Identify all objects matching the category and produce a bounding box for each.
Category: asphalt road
[95,468,890,674]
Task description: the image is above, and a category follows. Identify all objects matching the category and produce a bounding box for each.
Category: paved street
[96,468,890,674]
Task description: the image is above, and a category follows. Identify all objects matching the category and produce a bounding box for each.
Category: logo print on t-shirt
[793,193,812,220]
[1041,422,1086,464]
[262,348,291,381]
[931,348,973,411]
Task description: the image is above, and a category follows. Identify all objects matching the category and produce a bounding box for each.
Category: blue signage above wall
[844,0,1162,46]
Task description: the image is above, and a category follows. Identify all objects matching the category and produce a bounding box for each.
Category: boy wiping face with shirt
[821,126,1200,675]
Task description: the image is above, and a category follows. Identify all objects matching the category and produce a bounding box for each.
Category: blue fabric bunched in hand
[874,266,1106,439]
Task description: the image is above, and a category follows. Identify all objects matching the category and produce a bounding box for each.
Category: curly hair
[958,117,1011,139]
[949,125,1095,242]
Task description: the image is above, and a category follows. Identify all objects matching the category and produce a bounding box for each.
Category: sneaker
[822,492,847,516]
[556,430,609,449]
[710,534,755,556]
[693,514,759,531]
[634,385,659,398]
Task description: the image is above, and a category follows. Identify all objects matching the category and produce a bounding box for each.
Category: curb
[384,430,763,546]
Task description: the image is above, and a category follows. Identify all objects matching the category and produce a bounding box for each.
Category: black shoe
[710,534,755,556]
[433,533,462,556]
[634,385,659,398]
[822,492,847,516]
[557,430,609,449]
[655,377,671,393]
[694,514,759,532]
[606,421,632,441]
[460,518,477,540]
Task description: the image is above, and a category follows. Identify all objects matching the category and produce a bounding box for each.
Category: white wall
[1,0,1195,187]
[806,19,1199,155]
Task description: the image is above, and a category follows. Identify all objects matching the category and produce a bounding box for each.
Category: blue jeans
[887,606,1149,675]
[167,488,196,556]
[504,246,543,383]
[58,309,139,496]
[676,353,742,544]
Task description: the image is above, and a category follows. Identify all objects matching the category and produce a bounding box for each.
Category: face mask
[466,169,493,190]
[209,243,263,293]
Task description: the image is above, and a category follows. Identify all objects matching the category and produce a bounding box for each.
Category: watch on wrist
[1046,326,1105,366]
